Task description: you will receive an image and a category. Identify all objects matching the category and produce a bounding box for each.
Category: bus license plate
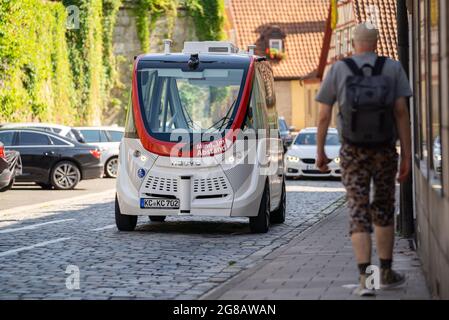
[140,198,180,209]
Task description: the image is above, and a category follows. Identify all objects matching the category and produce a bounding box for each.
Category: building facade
[316,0,399,129]
[408,0,449,299]
[315,0,448,298]
[226,0,329,130]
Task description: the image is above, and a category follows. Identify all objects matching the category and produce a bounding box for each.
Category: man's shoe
[353,274,376,297]
[380,269,406,289]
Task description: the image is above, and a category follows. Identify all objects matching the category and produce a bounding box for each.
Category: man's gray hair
[352,22,379,43]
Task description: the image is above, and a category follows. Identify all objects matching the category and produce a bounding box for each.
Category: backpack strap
[373,56,387,76]
[342,58,364,76]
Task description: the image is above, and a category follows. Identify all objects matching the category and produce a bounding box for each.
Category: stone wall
[107,2,198,125]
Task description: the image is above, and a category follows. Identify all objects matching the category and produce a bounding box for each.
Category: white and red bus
[116,41,285,233]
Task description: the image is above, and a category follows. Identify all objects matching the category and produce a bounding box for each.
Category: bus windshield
[137,68,245,135]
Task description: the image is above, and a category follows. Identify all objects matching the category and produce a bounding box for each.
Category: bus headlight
[334,157,341,164]
[287,155,300,163]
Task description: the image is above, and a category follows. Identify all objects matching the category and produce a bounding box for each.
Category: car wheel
[249,184,270,233]
[115,195,137,231]
[51,161,81,190]
[0,178,14,192]
[37,182,53,190]
[271,179,286,224]
[149,216,166,222]
[104,157,118,178]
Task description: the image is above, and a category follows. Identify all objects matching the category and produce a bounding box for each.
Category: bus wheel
[115,195,137,231]
[250,184,270,233]
[271,179,286,224]
[149,216,166,222]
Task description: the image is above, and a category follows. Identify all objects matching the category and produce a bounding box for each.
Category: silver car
[0,122,85,143]
[76,126,124,178]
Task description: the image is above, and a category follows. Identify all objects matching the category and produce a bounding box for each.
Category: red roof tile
[354,0,398,59]
[228,0,329,79]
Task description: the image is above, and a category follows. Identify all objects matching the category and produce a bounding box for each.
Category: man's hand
[316,103,333,172]
[397,155,411,183]
[316,151,331,172]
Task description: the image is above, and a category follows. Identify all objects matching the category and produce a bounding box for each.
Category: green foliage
[134,0,225,52]
[0,0,225,125]
[134,0,178,52]
[0,0,122,125]
[63,0,105,124]
[0,0,76,123]
[103,0,122,94]
[186,0,225,41]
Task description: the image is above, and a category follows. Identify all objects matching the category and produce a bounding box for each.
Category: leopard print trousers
[340,143,398,235]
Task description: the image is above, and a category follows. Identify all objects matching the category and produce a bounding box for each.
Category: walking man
[315,23,413,296]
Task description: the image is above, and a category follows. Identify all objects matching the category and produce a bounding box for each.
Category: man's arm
[316,103,333,172]
[394,97,412,182]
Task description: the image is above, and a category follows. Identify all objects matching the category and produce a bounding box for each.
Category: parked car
[0,129,103,190]
[75,126,124,178]
[0,122,85,143]
[285,127,341,179]
[0,141,22,192]
[278,117,293,152]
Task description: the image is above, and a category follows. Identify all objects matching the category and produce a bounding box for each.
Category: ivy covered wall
[132,0,225,51]
[0,0,122,125]
[0,0,77,123]
[0,0,225,125]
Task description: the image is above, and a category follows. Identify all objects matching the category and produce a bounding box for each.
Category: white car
[76,126,124,178]
[0,122,85,143]
[285,127,341,178]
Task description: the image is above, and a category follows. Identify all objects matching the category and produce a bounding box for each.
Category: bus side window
[254,69,268,131]
[245,74,260,130]
[125,90,138,138]
[257,63,277,130]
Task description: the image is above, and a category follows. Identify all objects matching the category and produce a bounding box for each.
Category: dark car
[278,117,294,152]
[0,129,103,190]
[0,141,22,192]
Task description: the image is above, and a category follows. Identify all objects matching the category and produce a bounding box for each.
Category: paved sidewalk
[203,206,431,300]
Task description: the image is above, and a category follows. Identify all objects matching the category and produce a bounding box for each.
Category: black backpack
[340,56,396,147]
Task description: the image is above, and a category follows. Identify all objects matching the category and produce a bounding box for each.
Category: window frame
[107,130,124,143]
[428,0,443,193]
[80,129,102,143]
[269,39,283,51]
[18,131,52,147]
[0,131,16,147]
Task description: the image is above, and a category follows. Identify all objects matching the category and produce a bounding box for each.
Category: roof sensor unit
[164,39,172,54]
[248,45,256,55]
[182,41,239,54]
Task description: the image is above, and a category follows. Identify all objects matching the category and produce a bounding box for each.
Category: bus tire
[115,195,137,231]
[271,179,286,224]
[249,184,270,233]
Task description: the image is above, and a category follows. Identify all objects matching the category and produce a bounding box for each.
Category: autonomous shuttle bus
[116,41,285,233]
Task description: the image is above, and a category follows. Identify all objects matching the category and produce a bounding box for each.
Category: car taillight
[0,145,5,159]
[89,149,101,159]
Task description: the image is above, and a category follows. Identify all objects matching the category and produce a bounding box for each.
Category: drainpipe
[397,0,414,238]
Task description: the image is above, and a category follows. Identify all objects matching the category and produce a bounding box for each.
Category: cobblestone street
[0,179,345,300]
